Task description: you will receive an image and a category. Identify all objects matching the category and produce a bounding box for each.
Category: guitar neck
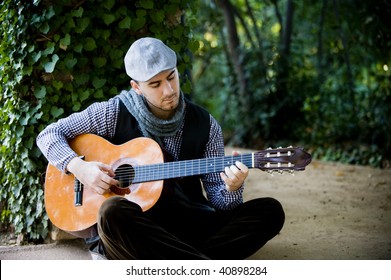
[132,153,254,183]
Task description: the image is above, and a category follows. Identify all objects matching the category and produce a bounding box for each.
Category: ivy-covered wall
[0,0,198,242]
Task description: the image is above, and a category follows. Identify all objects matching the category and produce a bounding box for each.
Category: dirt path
[232,146,391,259]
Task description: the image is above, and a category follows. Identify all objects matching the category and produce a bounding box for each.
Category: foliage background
[0,0,390,242]
[192,0,390,167]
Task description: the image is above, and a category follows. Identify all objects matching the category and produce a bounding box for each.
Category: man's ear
[130,80,142,95]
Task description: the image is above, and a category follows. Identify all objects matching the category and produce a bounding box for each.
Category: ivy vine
[0,0,198,242]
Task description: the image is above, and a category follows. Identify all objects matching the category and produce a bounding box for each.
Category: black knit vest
[111,98,211,205]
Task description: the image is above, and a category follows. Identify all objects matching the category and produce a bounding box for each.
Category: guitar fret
[176,161,180,178]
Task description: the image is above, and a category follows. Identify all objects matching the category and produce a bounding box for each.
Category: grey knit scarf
[117,89,185,141]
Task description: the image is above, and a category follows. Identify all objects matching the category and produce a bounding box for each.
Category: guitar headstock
[254,146,312,173]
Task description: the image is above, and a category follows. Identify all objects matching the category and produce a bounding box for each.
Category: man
[37,37,285,259]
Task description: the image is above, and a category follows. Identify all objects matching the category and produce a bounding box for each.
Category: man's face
[131,68,180,119]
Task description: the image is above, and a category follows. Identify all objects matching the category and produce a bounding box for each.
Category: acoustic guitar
[44,134,312,237]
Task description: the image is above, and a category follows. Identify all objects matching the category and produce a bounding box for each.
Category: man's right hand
[66,157,119,195]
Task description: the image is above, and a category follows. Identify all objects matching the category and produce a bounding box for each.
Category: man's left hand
[220,150,249,192]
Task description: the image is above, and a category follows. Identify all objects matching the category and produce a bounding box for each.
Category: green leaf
[30,51,41,63]
[80,90,90,102]
[137,10,147,17]
[42,43,55,56]
[71,7,84,17]
[92,77,107,89]
[28,44,35,53]
[44,54,59,73]
[19,115,30,126]
[73,43,83,53]
[65,17,76,30]
[151,10,165,24]
[26,137,34,150]
[31,112,43,124]
[92,29,102,40]
[173,26,184,38]
[182,78,192,94]
[101,30,111,40]
[45,6,56,20]
[94,89,104,99]
[109,49,123,60]
[65,57,77,69]
[84,37,97,51]
[119,17,131,29]
[26,214,35,226]
[102,0,115,10]
[23,65,33,76]
[72,102,81,111]
[188,40,200,52]
[39,22,50,34]
[131,16,146,31]
[102,14,116,25]
[53,34,60,42]
[93,57,107,68]
[75,17,90,33]
[60,34,71,48]
[34,86,46,99]
[149,24,159,33]
[137,0,154,9]
[75,73,89,85]
[52,80,64,91]
[51,94,59,103]
[16,126,25,138]
[109,87,118,95]
[164,4,177,14]
[50,106,64,118]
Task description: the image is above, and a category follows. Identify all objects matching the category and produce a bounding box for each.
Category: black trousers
[97,191,285,260]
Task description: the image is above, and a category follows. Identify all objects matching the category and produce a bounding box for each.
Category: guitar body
[44,134,164,237]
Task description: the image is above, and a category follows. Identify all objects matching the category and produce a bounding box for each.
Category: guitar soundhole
[114,164,135,189]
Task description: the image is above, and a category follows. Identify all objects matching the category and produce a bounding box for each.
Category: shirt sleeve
[201,115,244,210]
[36,98,119,172]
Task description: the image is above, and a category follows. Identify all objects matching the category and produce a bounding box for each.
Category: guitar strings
[109,151,297,185]
[111,154,254,180]
[111,150,296,180]
[112,154,253,176]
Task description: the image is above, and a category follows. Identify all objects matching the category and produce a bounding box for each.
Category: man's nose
[163,80,174,95]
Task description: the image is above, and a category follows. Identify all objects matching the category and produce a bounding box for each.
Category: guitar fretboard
[132,153,255,183]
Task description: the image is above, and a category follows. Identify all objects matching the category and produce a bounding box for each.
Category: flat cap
[124,37,177,82]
